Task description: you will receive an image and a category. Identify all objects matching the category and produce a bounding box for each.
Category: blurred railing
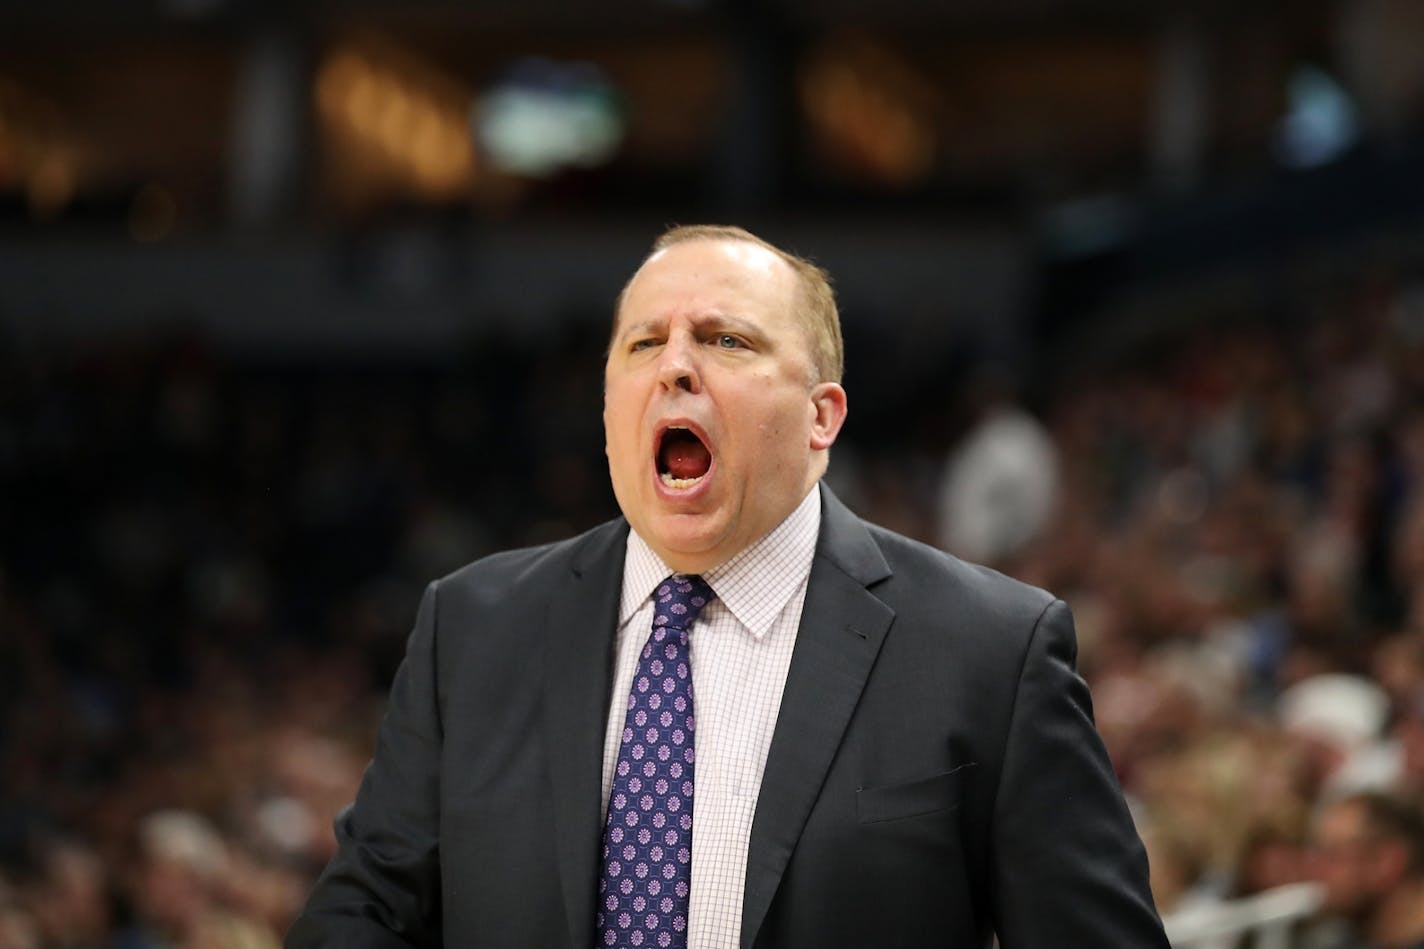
[1164,882,1324,949]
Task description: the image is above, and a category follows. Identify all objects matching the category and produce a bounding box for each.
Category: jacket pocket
[855,763,974,824]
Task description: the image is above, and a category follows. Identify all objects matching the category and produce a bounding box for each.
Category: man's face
[603,238,846,574]
[1311,800,1395,920]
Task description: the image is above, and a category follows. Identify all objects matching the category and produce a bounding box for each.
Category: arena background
[4,1,1424,945]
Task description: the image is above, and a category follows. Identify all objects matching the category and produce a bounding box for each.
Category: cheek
[603,388,637,433]
[603,414,638,469]
[757,392,811,441]
[608,428,638,466]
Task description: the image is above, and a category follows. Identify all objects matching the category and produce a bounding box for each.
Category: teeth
[660,473,704,489]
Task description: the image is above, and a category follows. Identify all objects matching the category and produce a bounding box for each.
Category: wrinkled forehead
[615,238,801,333]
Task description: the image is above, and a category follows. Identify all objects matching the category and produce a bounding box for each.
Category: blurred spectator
[125,810,279,949]
[1308,792,1424,949]
[936,373,1059,564]
[1280,674,1394,796]
[0,904,40,949]
[18,837,113,949]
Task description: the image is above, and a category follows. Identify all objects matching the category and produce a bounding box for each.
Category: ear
[809,382,848,451]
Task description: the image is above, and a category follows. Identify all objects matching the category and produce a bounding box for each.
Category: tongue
[664,435,711,480]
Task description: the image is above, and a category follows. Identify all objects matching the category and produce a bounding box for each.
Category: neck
[1369,879,1424,948]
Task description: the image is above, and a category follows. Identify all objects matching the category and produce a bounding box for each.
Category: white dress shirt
[602,485,821,949]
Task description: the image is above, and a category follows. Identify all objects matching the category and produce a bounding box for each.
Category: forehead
[617,239,800,329]
[1318,801,1369,840]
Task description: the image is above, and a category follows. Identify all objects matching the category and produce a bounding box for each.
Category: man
[287,225,1168,947]
[1311,791,1424,949]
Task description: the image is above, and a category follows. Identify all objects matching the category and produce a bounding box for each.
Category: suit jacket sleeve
[286,580,445,949]
[989,598,1169,948]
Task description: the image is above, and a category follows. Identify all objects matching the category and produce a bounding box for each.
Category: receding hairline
[611,224,844,383]
[614,228,801,319]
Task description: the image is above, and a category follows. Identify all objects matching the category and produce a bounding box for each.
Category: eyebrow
[617,312,765,343]
[615,318,662,343]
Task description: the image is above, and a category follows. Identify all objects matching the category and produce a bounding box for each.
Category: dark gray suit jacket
[287,487,1169,948]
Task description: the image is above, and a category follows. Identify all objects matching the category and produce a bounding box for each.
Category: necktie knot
[652,575,715,632]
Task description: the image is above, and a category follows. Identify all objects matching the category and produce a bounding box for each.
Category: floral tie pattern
[595,574,714,949]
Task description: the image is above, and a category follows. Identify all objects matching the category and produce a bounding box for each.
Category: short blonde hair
[613,224,844,384]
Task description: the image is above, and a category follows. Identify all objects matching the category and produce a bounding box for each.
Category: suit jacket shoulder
[437,516,631,608]
[818,487,1061,697]
[426,517,629,693]
[861,516,1056,631]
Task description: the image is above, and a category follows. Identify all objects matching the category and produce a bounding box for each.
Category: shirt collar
[619,484,822,640]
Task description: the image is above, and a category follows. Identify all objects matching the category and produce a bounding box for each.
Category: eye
[714,334,744,350]
[629,338,658,352]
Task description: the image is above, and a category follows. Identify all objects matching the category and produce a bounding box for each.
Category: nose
[656,334,701,394]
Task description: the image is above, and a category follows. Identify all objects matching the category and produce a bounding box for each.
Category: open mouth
[657,426,712,488]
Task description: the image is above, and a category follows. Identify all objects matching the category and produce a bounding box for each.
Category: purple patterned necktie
[595,574,715,949]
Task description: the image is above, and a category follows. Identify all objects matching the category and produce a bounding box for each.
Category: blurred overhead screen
[475,58,625,178]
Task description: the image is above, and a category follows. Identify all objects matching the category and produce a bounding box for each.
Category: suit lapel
[542,519,629,949]
[740,488,894,948]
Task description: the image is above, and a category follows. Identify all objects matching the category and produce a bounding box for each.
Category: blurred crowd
[4,259,1424,947]
[992,269,1424,947]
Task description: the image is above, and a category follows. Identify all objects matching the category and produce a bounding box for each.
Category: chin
[657,532,719,562]
[649,521,728,570]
